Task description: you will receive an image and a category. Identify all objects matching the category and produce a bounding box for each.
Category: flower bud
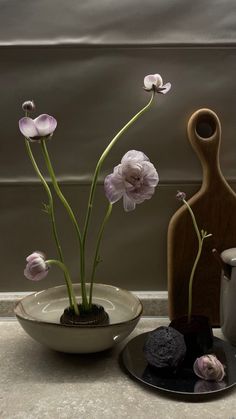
[176,191,186,201]
[24,251,49,281]
[22,100,36,113]
[193,354,225,382]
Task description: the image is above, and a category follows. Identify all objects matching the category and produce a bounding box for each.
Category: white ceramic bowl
[14,283,142,353]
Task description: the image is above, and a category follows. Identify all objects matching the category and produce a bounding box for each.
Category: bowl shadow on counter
[11,333,127,384]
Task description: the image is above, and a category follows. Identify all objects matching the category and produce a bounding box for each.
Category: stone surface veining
[0,318,235,419]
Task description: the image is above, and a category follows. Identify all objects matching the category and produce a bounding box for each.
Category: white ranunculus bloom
[144,73,171,94]
[104,150,159,212]
[19,114,57,141]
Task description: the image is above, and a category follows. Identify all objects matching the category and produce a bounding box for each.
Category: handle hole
[195,116,216,139]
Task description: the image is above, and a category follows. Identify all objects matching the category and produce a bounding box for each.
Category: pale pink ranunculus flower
[193,354,225,382]
[24,251,49,281]
[144,73,171,94]
[19,114,57,141]
[104,150,159,212]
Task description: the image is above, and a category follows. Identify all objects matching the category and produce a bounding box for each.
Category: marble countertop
[0,317,236,419]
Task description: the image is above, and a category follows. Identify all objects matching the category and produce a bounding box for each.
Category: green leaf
[42,203,50,214]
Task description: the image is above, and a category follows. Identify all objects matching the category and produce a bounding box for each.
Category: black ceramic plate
[121,332,236,397]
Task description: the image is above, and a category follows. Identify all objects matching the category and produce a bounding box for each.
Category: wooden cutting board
[167,108,236,326]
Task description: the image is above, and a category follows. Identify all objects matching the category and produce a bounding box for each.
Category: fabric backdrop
[0,0,235,291]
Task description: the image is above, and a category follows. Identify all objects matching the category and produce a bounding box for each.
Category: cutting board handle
[187,108,222,182]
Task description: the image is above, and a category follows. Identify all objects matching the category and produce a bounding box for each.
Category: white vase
[14,283,143,353]
[220,248,236,345]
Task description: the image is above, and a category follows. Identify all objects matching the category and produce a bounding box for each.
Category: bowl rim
[14,283,143,329]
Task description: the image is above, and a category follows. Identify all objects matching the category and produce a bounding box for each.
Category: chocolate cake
[143,326,186,371]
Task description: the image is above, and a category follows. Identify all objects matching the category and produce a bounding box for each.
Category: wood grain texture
[168,109,236,326]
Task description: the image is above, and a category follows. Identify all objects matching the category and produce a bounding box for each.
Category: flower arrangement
[19,73,171,325]
[176,191,212,323]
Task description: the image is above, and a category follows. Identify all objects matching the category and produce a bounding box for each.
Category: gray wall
[0,1,236,291]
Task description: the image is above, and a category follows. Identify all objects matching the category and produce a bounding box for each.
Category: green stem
[82,92,155,283]
[183,200,201,246]
[46,259,79,314]
[89,203,113,306]
[187,239,203,323]
[24,140,73,308]
[40,140,89,309]
[183,199,209,323]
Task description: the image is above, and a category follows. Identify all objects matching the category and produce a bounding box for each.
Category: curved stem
[82,93,155,282]
[188,240,203,323]
[40,140,89,309]
[183,200,201,246]
[46,259,79,314]
[183,199,209,323]
[89,203,113,306]
[25,140,73,308]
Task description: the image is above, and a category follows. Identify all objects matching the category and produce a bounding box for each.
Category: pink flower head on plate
[144,73,171,94]
[24,251,49,281]
[19,114,57,141]
[193,354,225,382]
[104,150,159,212]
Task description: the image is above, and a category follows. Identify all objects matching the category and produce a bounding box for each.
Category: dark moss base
[169,315,213,366]
[60,304,109,326]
